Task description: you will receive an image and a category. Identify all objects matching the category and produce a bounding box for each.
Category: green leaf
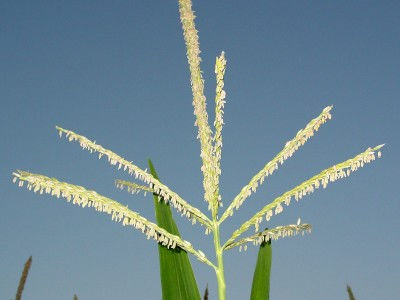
[250,236,272,300]
[148,159,201,300]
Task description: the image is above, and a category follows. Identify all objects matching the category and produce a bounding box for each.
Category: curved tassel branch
[116,179,153,196]
[56,126,212,228]
[224,222,312,251]
[225,144,384,245]
[116,179,201,225]
[12,170,215,268]
[220,106,333,223]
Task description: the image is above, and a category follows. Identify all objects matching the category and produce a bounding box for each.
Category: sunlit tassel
[178,0,216,212]
[211,51,227,212]
[55,126,211,228]
[115,179,153,196]
[220,106,334,223]
[225,222,312,251]
[224,144,384,245]
[12,170,214,267]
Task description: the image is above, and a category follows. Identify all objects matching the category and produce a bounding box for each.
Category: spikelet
[211,51,227,214]
[224,222,312,251]
[220,106,333,223]
[225,144,384,245]
[115,179,153,196]
[15,256,32,300]
[12,170,214,267]
[178,0,216,212]
[56,126,211,228]
[346,285,356,300]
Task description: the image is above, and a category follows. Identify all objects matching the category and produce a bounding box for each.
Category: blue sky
[1,1,399,299]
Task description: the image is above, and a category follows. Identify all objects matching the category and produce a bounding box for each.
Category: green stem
[213,221,226,300]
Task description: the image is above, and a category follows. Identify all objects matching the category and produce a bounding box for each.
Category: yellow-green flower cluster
[211,51,227,213]
[13,170,215,266]
[56,126,212,228]
[13,171,189,250]
[225,144,383,245]
[220,106,333,223]
[224,222,312,251]
[115,179,153,196]
[178,0,217,213]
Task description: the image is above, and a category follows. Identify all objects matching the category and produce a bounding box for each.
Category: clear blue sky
[1,1,399,299]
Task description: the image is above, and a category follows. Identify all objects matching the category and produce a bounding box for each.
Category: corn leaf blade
[250,238,272,300]
[148,159,201,300]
